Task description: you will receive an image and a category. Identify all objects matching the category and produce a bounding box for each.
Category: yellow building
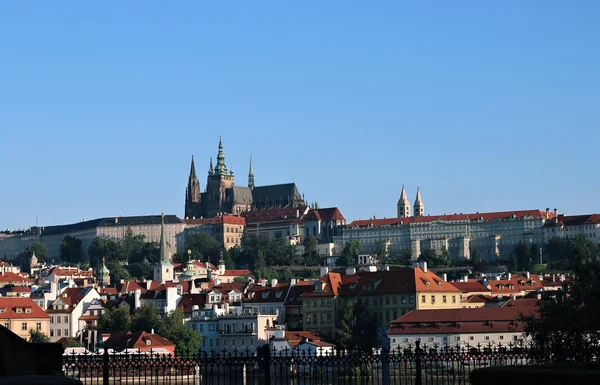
[0,297,50,340]
[413,264,463,310]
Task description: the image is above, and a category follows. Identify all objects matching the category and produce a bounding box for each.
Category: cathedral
[184,138,305,219]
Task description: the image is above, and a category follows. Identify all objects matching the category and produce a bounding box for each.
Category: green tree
[62,337,85,348]
[521,235,600,360]
[158,309,201,357]
[334,299,378,352]
[224,246,240,269]
[545,238,569,264]
[132,304,162,333]
[337,240,361,266]
[508,251,518,271]
[374,240,389,265]
[393,249,412,266]
[88,237,124,265]
[60,236,82,264]
[26,242,49,263]
[185,234,222,265]
[268,238,295,266]
[276,269,294,283]
[439,247,451,267]
[512,241,532,271]
[107,262,131,283]
[302,235,320,266]
[126,262,154,280]
[98,303,132,332]
[28,329,50,343]
[471,250,483,272]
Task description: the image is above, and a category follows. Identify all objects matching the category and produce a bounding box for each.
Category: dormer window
[16,308,22,314]
[437,281,442,287]
[146,340,152,346]
[275,291,283,299]
[262,292,269,299]
[425,281,430,286]
[25,308,31,314]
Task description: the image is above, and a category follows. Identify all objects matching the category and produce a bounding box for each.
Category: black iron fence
[61,342,584,385]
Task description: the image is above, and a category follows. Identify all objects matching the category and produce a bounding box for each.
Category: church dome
[179,263,199,281]
[100,264,110,276]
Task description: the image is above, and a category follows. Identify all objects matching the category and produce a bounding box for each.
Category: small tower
[397,185,411,218]
[154,213,173,282]
[218,250,226,275]
[30,251,38,269]
[208,157,214,176]
[248,155,255,190]
[98,257,111,287]
[414,187,425,217]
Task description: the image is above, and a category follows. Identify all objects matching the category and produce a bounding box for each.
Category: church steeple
[208,157,214,176]
[397,185,411,218]
[154,213,173,282]
[248,155,255,190]
[414,187,425,217]
[214,137,228,176]
[185,155,201,219]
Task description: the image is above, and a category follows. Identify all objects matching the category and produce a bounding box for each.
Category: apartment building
[0,297,50,340]
[46,286,101,342]
[243,280,291,325]
[181,215,245,250]
[300,262,461,338]
[387,305,534,349]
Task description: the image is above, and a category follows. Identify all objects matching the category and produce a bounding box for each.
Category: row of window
[4,322,42,331]
[50,328,69,337]
[202,337,255,347]
[306,313,332,325]
[421,295,457,304]
[50,316,69,323]
[392,335,518,343]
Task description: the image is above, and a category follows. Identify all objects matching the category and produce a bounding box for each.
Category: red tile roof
[544,214,600,227]
[184,215,245,226]
[0,297,50,319]
[451,280,492,294]
[0,272,34,285]
[7,286,31,293]
[242,206,308,225]
[303,208,346,222]
[245,284,291,303]
[388,307,535,335]
[501,298,541,308]
[177,293,207,314]
[104,331,175,351]
[221,269,252,277]
[48,267,94,277]
[349,209,552,228]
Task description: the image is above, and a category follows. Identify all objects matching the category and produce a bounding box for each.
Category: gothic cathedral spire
[185,155,201,219]
[154,213,173,282]
[248,154,255,190]
[397,185,411,218]
[214,137,228,176]
[414,187,425,217]
[208,157,214,176]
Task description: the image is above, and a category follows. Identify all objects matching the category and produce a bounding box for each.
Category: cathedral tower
[248,155,255,190]
[205,138,235,217]
[185,155,201,219]
[414,187,425,217]
[397,185,411,218]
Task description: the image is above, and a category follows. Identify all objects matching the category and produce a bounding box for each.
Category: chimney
[146,281,152,290]
[320,266,329,277]
[271,279,278,287]
[115,217,118,224]
[419,261,427,273]
[345,267,356,275]
[526,271,530,279]
[545,208,550,219]
[463,275,469,282]
[507,272,511,280]
[441,273,447,282]
[134,289,141,309]
[290,279,297,286]
[554,208,558,217]
[261,279,267,287]
[151,328,154,334]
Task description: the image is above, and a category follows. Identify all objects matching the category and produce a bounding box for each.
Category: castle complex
[184,138,305,219]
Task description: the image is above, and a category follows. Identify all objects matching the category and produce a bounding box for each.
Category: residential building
[46,286,101,342]
[0,297,50,340]
[268,328,334,355]
[344,209,555,261]
[284,280,315,331]
[387,306,535,349]
[184,138,305,219]
[187,307,277,352]
[302,207,346,243]
[543,213,600,243]
[0,260,20,274]
[243,280,291,325]
[300,263,461,338]
[78,298,105,332]
[103,331,176,355]
[0,272,33,288]
[243,206,309,242]
[181,215,245,250]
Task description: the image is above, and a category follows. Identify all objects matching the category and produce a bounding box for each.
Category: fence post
[102,349,109,385]
[262,344,271,385]
[415,341,422,385]
[381,348,390,385]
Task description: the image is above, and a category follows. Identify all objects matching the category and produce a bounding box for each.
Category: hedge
[471,363,600,385]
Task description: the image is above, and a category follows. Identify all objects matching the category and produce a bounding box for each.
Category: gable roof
[242,206,308,225]
[245,284,291,303]
[0,297,50,319]
[544,214,600,227]
[451,280,492,294]
[303,208,346,222]
[104,331,175,350]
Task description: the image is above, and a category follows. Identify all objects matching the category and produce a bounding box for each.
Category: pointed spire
[214,137,228,175]
[189,155,197,179]
[209,157,214,175]
[414,187,423,205]
[414,187,425,217]
[399,185,409,203]
[159,213,171,265]
[248,154,255,190]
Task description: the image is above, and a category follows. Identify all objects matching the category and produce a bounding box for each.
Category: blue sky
[1,1,599,230]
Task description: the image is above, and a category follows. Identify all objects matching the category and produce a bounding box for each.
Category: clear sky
[1,1,599,230]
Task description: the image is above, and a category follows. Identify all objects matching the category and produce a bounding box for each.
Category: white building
[542,213,600,244]
[46,286,101,342]
[187,308,277,352]
[387,307,533,349]
[242,280,291,326]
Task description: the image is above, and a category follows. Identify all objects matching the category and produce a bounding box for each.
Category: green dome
[100,264,110,276]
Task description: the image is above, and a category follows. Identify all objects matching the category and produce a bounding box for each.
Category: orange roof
[0,298,50,319]
[221,269,252,277]
[303,208,345,222]
[0,272,34,285]
[104,331,175,350]
[349,209,552,228]
[451,280,492,294]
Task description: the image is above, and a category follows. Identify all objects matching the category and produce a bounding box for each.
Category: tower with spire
[205,137,235,217]
[248,154,255,190]
[414,187,425,217]
[185,155,202,219]
[98,257,111,287]
[154,213,173,282]
[397,185,411,218]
